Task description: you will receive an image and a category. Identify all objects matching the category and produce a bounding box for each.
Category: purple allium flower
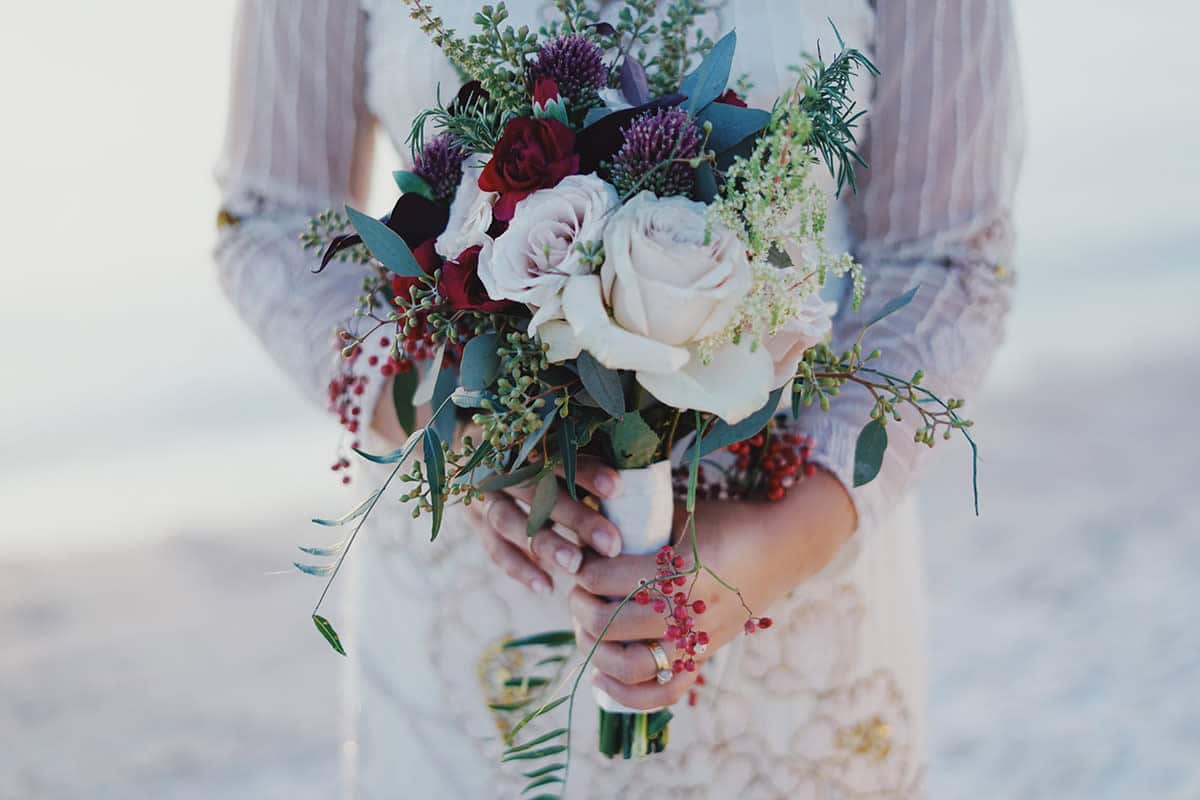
[529,34,607,110]
[413,134,466,204]
[609,108,703,198]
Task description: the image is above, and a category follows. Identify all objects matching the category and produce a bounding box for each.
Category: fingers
[592,668,699,711]
[481,493,584,575]
[504,482,623,557]
[574,551,662,597]
[568,586,664,641]
[576,631,668,686]
[478,525,552,595]
[568,457,620,501]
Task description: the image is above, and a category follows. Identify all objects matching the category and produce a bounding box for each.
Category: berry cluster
[634,545,709,677]
[673,416,818,503]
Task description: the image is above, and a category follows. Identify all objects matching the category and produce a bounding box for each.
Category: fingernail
[593,471,619,498]
[531,578,551,595]
[555,547,582,574]
[593,529,621,558]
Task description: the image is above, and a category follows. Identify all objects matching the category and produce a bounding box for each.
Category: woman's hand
[464,457,625,595]
[569,469,856,710]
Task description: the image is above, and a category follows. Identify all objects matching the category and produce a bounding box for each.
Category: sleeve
[213,0,386,419]
[793,0,1025,535]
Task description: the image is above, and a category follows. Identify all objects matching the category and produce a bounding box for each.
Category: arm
[573,0,1026,709]
[215,0,403,440]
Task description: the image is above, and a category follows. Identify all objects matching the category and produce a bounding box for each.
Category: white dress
[214,2,1023,797]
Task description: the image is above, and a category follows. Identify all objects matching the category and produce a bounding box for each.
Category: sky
[0,0,1197,557]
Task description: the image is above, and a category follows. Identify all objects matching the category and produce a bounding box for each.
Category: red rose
[390,239,441,303]
[439,246,513,313]
[478,117,580,221]
[714,88,748,108]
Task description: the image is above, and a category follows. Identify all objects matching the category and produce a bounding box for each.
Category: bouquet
[299,2,978,794]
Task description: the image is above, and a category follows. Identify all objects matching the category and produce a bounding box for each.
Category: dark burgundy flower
[714,88,749,108]
[533,78,561,107]
[478,117,580,221]
[439,246,513,313]
[390,239,440,304]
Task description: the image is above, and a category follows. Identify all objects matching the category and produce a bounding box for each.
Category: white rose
[602,191,751,346]
[435,158,496,260]
[763,292,836,388]
[546,193,778,423]
[479,174,619,327]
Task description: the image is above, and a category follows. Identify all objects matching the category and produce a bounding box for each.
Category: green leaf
[523,775,565,793]
[522,763,566,779]
[557,419,579,500]
[344,206,424,277]
[526,470,558,537]
[311,486,384,527]
[503,676,551,689]
[697,102,771,152]
[458,441,495,476]
[514,405,557,469]
[524,794,562,800]
[391,364,419,435]
[609,411,659,469]
[510,696,569,740]
[431,366,459,445]
[693,161,717,203]
[293,562,334,577]
[424,427,446,540]
[391,170,434,202]
[477,462,543,493]
[684,387,783,460]
[503,630,576,649]
[312,614,346,656]
[489,698,538,712]
[853,418,888,487]
[679,30,736,114]
[504,727,567,755]
[460,333,501,390]
[865,286,919,328]
[500,745,567,763]
[297,542,345,558]
[576,351,624,419]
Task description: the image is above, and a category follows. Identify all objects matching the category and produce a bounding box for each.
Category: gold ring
[646,642,673,685]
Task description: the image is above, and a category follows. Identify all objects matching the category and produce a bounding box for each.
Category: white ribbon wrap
[592,460,675,714]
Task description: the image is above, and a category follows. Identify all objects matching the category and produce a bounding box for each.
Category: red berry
[666,624,681,639]
[696,631,710,645]
[653,599,666,614]
[803,463,817,478]
[673,592,688,606]
[768,486,785,502]
[341,476,351,485]
[673,606,689,621]
[674,576,687,587]
[692,600,707,614]
[635,590,650,605]
[758,616,773,629]
[672,555,685,570]
[696,673,707,686]
[744,620,757,634]
[684,659,696,672]
[672,659,685,673]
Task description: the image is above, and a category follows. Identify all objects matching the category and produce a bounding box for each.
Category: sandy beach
[3,355,1197,799]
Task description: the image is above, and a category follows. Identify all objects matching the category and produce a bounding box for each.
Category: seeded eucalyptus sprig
[643,0,714,96]
[300,210,371,264]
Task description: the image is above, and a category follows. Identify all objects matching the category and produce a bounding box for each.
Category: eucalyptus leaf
[697,102,771,152]
[583,106,612,126]
[693,161,717,202]
[344,206,424,277]
[609,410,659,469]
[477,462,543,493]
[620,56,650,105]
[503,630,576,649]
[510,696,569,739]
[297,542,345,558]
[679,30,736,114]
[514,405,557,469]
[577,352,624,419]
[391,170,434,202]
[424,427,446,540]
[460,333,501,390]
[853,418,888,487]
[312,614,346,656]
[431,366,459,445]
[557,419,579,500]
[311,486,384,527]
[684,387,783,460]
[526,470,558,537]
[523,775,565,793]
[392,364,419,435]
[865,286,919,329]
[293,562,334,577]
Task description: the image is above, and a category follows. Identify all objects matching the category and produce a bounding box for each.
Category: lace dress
[214,1,1023,797]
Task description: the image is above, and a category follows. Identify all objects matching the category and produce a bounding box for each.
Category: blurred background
[1,1,1197,797]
